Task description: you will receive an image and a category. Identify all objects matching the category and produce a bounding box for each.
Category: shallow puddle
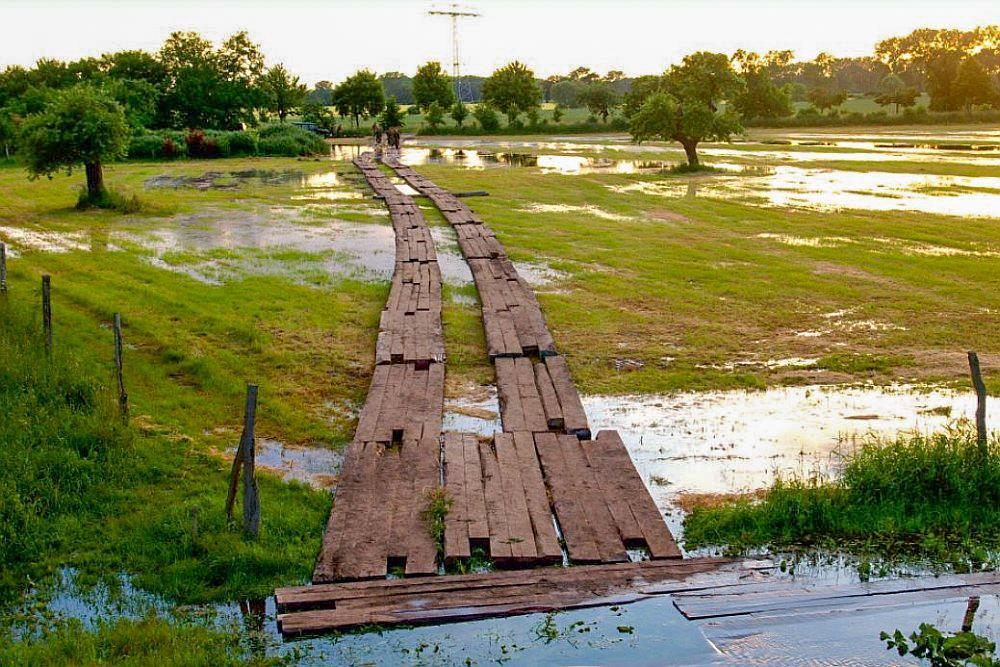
[583,384,999,544]
[612,165,1000,218]
[229,439,342,490]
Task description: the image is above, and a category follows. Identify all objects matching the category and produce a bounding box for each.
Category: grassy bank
[684,428,1000,561]
[0,251,331,608]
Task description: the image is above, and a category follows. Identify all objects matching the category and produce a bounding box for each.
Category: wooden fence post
[968,352,988,453]
[242,384,260,537]
[225,384,260,537]
[1,242,7,296]
[113,313,128,423]
[41,274,52,354]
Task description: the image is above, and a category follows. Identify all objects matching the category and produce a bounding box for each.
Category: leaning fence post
[241,384,260,537]
[1,242,7,296]
[113,313,128,423]
[968,352,988,453]
[41,274,52,354]
[226,384,260,536]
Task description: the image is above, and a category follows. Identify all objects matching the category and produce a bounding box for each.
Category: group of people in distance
[372,122,401,150]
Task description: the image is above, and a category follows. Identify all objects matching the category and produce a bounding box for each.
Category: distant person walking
[387,127,400,150]
[372,122,383,148]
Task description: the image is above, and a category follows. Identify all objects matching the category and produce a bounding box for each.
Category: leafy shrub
[256,123,328,156]
[161,137,182,159]
[407,105,422,115]
[76,187,146,213]
[128,133,167,160]
[224,131,257,157]
[473,104,500,131]
[185,130,223,158]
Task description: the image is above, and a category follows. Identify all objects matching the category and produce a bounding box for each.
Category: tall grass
[0,297,138,600]
[684,427,1000,555]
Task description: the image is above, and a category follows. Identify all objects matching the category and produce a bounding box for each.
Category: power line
[428,3,481,102]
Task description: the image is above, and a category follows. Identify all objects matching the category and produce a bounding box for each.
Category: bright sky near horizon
[3,1,999,85]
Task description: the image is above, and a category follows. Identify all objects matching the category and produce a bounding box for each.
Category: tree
[953,56,997,113]
[552,104,564,123]
[482,61,541,126]
[623,74,667,117]
[807,87,848,114]
[261,64,306,121]
[424,101,445,130]
[450,100,468,128]
[628,52,743,167]
[550,79,581,107]
[577,83,618,122]
[332,70,384,127]
[731,50,792,120]
[380,72,414,105]
[380,95,405,128]
[874,74,919,114]
[473,103,500,131]
[19,84,130,201]
[309,80,334,105]
[412,61,454,112]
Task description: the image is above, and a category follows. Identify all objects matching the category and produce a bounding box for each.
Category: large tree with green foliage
[261,64,307,121]
[550,79,581,107]
[953,57,998,113]
[482,61,541,126]
[628,52,743,166]
[332,70,384,127]
[807,87,848,114]
[577,83,619,122]
[18,84,130,200]
[412,62,454,112]
[731,50,793,121]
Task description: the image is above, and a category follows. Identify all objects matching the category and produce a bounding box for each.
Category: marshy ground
[1,125,998,664]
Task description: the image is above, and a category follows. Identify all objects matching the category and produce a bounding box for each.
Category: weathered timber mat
[291,152,689,635]
[312,155,445,583]
[279,557,757,635]
[379,153,680,563]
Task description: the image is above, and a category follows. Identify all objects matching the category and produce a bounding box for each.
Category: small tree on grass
[552,104,564,123]
[807,87,848,115]
[482,61,541,127]
[424,101,445,130]
[578,82,619,122]
[874,74,919,115]
[261,64,307,121]
[333,69,384,128]
[473,104,500,131]
[19,84,130,203]
[628,52,743,167]
[380,95,405,128]
[450,100,468,128]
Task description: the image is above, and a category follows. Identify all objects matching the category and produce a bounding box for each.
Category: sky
[3,1,1000,85]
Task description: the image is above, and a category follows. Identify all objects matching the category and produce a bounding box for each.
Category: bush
[473,104,500,131]
[185,130,223,159]
[256,123,328,156]
[161,137,182,159]
[407,105,422,115]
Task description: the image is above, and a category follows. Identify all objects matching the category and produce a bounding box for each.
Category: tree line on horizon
[1,25,999,203]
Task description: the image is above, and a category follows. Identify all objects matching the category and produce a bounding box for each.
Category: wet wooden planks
[442,432,561,567]
[278,557,740,635]
[313,437,440,583]
[312,154,446,584]
[535,430,681,563]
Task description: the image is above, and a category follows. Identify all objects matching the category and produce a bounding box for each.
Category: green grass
[1,615,287,666]
[0,296,330,606]
[684,428,1000,561]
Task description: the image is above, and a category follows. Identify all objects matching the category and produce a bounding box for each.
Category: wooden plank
[533,362,564,429]
[479,440,513,563]
[404,437,439,575]
[463,434,489,544]
[587,430,681,559]
[544,355,590,439]
[515,358,548,432]
[533,432,600,563]
[495,357,525,431]
[443,433,470,562]
[511,432,562,563]
[493,433,539,562]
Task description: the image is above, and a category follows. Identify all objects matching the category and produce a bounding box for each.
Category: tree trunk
[84,160,105,200]
[681,140,700,167]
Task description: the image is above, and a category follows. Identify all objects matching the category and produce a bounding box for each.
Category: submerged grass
[684,427,1000,559]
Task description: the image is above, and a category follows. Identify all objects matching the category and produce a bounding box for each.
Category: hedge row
[126,123,329,160]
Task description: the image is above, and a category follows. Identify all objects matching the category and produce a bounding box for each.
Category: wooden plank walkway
[286,151,688,635]
[279,557,749,635]
[312,154,445,583]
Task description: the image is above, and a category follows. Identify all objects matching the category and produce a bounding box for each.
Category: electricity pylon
[428,4,481,102]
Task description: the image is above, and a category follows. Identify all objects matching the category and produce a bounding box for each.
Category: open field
[1,124,999,662]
